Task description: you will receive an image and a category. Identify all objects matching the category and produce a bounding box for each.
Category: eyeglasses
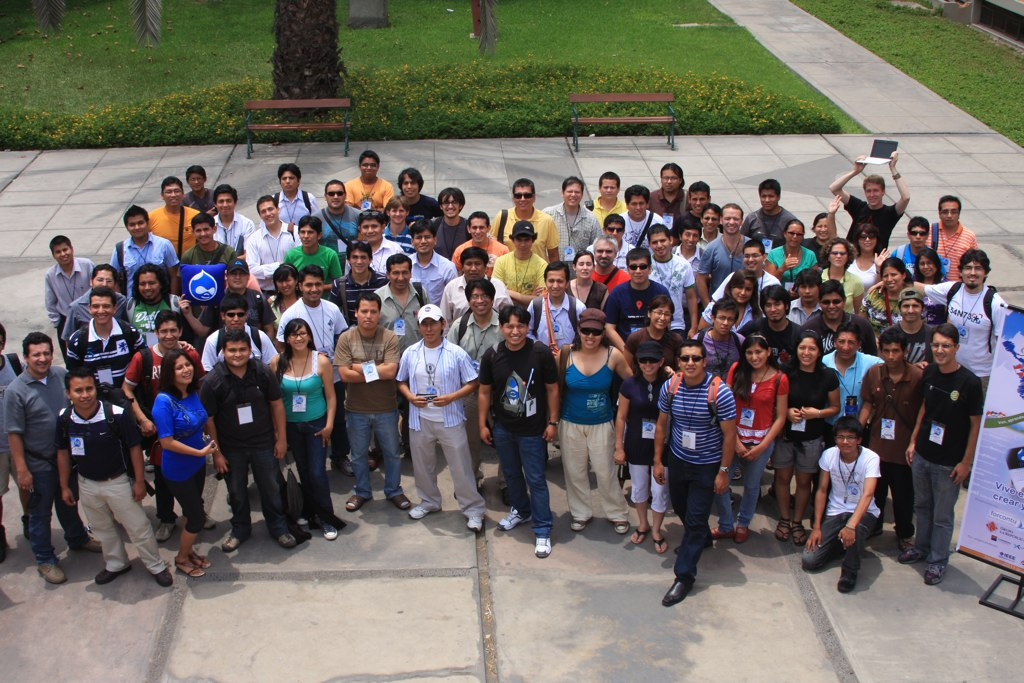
[579,328,604,337]
[513,192,534,199]
[835,434,859,442]
[440,199,460,206]
[223,311,247,318]
[909,230,928,237]
[325,191,345,197]
[628,263,650,271]
[829,250,847,256]
[359,163,378,168]
[606,227,625,234]
[469,294,492,302]
[679,355,704,363]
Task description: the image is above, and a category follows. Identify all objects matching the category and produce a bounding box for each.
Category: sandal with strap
[175,559,205,578]
[189,553,211,569]
[791,523,808,546]
[774,518,792,541]
[630,527,650,545]
[652,535,668,554]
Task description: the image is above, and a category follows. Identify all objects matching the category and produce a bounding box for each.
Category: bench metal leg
[246,128,253,159]
[668,121,676,151]
[572,121,579,152]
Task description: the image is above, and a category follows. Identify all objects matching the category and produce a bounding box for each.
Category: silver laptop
[864,139,898,165]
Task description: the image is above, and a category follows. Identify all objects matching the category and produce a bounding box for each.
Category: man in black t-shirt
[828,154,910,251]
[478,304,559,559]
[739,285,802,369]
[899,324,982,586]
[802,280,877,356]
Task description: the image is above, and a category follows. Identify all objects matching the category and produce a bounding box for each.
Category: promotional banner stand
[978,572,1024,620]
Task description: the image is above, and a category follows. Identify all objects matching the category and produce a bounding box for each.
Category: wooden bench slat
[569,93,674,103]
[575,116,675,125]
[248,123,350,131]
[245,98,351,110]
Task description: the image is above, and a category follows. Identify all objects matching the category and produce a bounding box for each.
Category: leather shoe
[662,579,692,607]
[710,528,735,540]
[152,568,174,587]
[95,565,132,585]
[837,570,857,593]
[72,537,103,553]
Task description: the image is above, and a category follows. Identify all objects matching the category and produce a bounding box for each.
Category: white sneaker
[498,508,530,531]
[408,505,435,520]
[534,537,552,558]
[467,516,483,532]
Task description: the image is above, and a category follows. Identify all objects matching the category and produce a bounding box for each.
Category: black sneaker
[95,565,132,585]
[837,570,857,593]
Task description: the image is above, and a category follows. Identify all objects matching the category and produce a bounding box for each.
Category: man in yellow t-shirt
[344,150,395,211]
[492,222,549,306]
[591,170,627,229]
[490,178,559,262]
[149,176,199,257]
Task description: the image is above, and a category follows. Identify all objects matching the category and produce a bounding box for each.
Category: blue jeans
[668,460,719,585]
[331,381,350,461]
[911,454,960,566]
[287,415,334,518]
[224,447,289,540]
[715,441,775,532]
[27,466,89,565]
[346,410,403,500]
[493,423,552,537]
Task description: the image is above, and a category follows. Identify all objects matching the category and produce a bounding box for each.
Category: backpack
[330,277,349,321]
[114,241,130,295]
[495,209,511,245]
[71,322,144,366]
[666,372,724,426]
[216,323,263,355]
[3,353,22,376]
[60,401,153,493]
[530,297,580,340]
[131,347,156,417]
[947,281,998,352]
[634,212,655,248]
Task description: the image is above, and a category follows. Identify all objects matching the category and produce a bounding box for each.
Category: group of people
[2,150,1002,606]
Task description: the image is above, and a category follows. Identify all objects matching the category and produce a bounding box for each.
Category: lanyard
[419,343,442,388]
[839,451,861,489]
[302,303,328,351]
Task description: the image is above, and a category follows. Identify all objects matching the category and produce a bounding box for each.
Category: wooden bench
[244,98,351,159]
[569,93,676,152]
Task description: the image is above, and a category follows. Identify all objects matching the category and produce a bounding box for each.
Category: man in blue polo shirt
[823,322,883,422]
[603,248,670,351]
[654,339,737,606]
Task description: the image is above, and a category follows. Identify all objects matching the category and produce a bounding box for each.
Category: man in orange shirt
[149,176,199,258]
[933,195,977,282]
[452,211,508,276]
[345,150,395,211]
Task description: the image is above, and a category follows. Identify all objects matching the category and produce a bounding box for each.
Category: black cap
[511,220,537,239]
[636,341,663,362]
[226,259,249,274]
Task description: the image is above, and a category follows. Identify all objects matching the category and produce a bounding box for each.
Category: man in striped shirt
[66,287,146,389]
[654,338,738,606]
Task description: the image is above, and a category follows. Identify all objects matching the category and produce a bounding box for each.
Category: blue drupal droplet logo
[189,270,218,302]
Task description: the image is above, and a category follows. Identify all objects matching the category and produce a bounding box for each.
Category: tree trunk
[271,0,345,100]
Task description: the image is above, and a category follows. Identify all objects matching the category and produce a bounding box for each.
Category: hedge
[0,62,841,150]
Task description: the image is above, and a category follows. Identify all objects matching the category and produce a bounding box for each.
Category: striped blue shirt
[397,339,478,430]
[658,372,737,464]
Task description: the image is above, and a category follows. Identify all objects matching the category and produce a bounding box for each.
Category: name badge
[792,418,806,432]
[681,430,697,450]
[237,403,254,425]
[844,396,858,416]
[739,408,755,427]
[360,199,372,211]
[880,417,896,441]
[393,319,406,336]
[845,483,861,504]
[957,325,969,340]
[424,386,438,397]
[525,397,537,417]
[292,394,307,413]
[362,360,380,383]
[98,367,114,385]
[70,436,86,456]
[471,360,480,372]
[761,238,773,253]
[641,419,656,440]
[563,246,575,261]
[552,323,560,334]
[929,422,945,445]
[662,215,674,231]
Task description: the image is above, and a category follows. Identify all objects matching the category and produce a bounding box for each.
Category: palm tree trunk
[272,0,346,100]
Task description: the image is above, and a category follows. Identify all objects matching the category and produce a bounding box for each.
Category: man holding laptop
[828,140,911,251]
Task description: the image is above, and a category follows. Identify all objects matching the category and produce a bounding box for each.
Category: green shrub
[0,62,840,150]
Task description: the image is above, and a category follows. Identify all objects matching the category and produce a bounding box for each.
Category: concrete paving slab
[0,150,38,173]
[166,577,484,682]
[26,148,100,171]
[46,203,123,231]
[62,187,142,206]
[77,168,151,191]
[0,229,47,258]
[5,168,90,192]
[22,228,114,259]
[98,147,167,168]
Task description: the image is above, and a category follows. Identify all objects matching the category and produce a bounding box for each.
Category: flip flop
[175,560,205,578]
[630,528,650,545]
[652,535,668,554]
[189,553,211,569]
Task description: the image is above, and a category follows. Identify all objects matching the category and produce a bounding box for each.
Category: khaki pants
[409,418,486,517]
[78,474,166,574]
[559,420,628,522]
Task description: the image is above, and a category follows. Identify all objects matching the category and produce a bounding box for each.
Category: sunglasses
[679,355,704,363]
[326,191,345,197]
[606,227,625,233]
[628,263,650,271]
[223,311,247,318]
[638,357,662,364]
[909,230,928,237]
[579,328,604,336]
[859,234,878,240]
[513,192,534,199]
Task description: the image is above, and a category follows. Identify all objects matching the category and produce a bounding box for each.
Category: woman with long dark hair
[568,251,608,310]
[270,318,340,539]
[712,334,788,544]
[269,263,300,326]
[913,247,948,325]
[622,294,682,373]
[862,257,911,337]
[773,330,839,546]
[698,269,761,331]
[151,348,215,578]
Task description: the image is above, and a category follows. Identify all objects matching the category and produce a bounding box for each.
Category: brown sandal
[774,518,792,541]
[791,523,808,546]
[175,559,205,578]
[346,495,369,512]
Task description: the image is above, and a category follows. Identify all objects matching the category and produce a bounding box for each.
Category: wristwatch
[547,421,558,427]
[719,466,730,473]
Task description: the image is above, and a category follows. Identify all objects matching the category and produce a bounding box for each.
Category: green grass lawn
[0,0,856,129]
[792,0,1024,146]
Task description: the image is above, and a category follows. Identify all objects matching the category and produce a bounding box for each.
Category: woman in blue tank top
[271,318,339,540]
[558,308,632,535]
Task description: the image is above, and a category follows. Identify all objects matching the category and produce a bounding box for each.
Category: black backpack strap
[212,243,227,264]
[412,282,426,308]
[531,299,542,336]
[457,311,473,342]
[301,190,312,213]
[983,286,997,353]
[115,241,128,294]
[177,209,186,256]
[333,278,348,320]
[496,209,510,244]
[637,212,655,247]
[931,222,940,251]
[4,352,23,376]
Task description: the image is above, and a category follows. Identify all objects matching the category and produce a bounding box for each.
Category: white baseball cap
[417,304,444,323]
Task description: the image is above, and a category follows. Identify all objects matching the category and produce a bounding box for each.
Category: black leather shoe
[152,568,173,587]
[837,570,857,593]
[95,565,132,585]
[662,579,691,607]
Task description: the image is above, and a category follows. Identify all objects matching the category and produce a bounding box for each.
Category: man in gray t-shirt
[4,332,96,581]
[0,329,30,560]
[740,179,798,249]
